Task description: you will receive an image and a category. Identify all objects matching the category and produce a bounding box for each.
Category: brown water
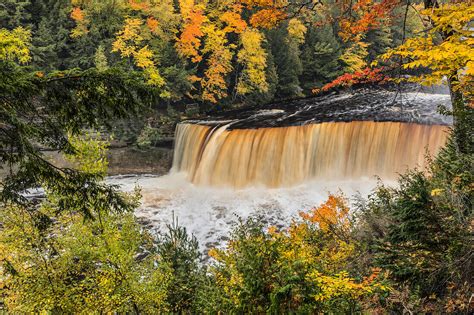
[172,121,448,188]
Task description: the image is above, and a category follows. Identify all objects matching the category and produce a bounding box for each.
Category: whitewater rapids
[110,173,392,252]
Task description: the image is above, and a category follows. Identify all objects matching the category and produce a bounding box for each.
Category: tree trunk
[424,0,473,154]
[447,76,473,154]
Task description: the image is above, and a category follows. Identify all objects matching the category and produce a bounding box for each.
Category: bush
[356,136,473,313]
[200,196,389,313]
[0,134,172,313]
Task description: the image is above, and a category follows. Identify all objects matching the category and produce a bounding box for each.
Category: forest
[0,0,473,313]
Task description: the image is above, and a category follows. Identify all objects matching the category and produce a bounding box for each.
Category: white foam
[109,173,394,252]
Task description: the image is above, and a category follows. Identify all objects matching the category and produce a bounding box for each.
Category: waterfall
[172,121,448,188]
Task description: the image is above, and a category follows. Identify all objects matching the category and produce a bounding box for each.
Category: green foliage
[203,201,389,313]
[365,25,393,62]
[136,107,180,148]
[300,25,343,91]
[0,0,31,29]
[65,133,109,176]
[29,0,73,71]
[157,219,203,313]
[0,134,171,313]
[0,51,157,216]
[356,135,473,313]
[94,45,109,71]
[267,25,303,98]
[0,205,171,313]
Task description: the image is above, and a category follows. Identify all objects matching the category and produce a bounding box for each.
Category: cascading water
[111,89,452,251]
[172,121,448,188]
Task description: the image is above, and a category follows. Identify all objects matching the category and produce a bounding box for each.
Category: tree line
[0,0,473,313]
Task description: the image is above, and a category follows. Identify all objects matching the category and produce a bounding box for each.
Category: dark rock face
[191,87,452,129]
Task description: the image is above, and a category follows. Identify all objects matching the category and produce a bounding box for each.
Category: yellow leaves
[0,27,31,64]
[237,28,268,95]
[382,3,474,94]
[311,270,369,302]
[309,267,389,304]
[112,18,166,90]
[426,3,474,37]
[112,18,144,57]
[134,46,154,68]
[431,188,444,197]
[70,7,89,38]
[65,133,109,176]
[179,0,195,18]
[201,24,235,103]
[1,199,171,313]
[208,247,220,260]
[340,39,369,73]
[287,18,307,45]
[205,195,390,312]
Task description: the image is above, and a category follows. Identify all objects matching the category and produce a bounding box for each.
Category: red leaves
[317,67,390,93]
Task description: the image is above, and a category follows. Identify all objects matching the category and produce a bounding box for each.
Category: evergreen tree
[300,25,343,92]
[365,26,393,63]
[29,0,74,71]
[94,44,109,70]
[68,1,126,69]
[266,25,302,99]
[0,0,31,29]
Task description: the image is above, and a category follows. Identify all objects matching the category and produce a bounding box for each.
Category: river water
[108,89,451,252]
[110,173,392,252]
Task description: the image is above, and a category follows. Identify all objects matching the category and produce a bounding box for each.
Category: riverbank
[0,146,173,179]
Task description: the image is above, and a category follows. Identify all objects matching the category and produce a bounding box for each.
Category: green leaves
[0,62,157,217]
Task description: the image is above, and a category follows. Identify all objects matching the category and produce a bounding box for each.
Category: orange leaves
[250,9,286,28]
[339,0,398,41]
[299,194,349,231]
[176,9,206,63]
[146,17,159,33]
[240,0,287,28]
[70,7,88,38]
[220,10,247,34]
[128,0,150,11]
[70,7,85,22]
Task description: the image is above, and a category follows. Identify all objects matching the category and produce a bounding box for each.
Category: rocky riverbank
[194,86,452,129]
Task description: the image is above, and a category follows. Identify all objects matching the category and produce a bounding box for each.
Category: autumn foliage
[207,195,389,312]
[315,67,389,93]
[338,0,399,41]
[382,3,474,95]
